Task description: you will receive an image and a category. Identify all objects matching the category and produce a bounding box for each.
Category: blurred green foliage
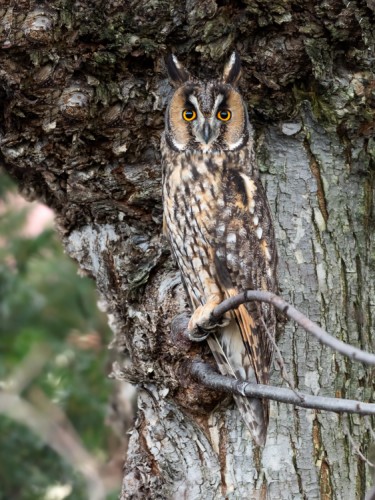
[0,171,119,500]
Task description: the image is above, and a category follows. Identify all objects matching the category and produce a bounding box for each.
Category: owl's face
[164,52,250,154]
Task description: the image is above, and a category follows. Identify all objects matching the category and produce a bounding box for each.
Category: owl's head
[164,52,251,154]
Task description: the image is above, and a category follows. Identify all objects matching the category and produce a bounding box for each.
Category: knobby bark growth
[1,0,374,498]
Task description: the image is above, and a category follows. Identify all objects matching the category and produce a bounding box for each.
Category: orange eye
[182,109,197,121]
[217,110,231,121]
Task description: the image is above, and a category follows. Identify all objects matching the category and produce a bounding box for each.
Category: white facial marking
[228,136,244,151]
[256,227,263,239]
[171,135,186,151]
[213,94,224,113]
[188,95,200,111]
[253,215,259,226]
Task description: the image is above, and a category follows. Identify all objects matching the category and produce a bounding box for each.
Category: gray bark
[1,0,374,498]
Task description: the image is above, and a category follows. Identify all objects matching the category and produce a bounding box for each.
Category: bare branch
[191,361,375,415]
[260,317,302,398]
[343,419,375,468]
[211,290,375,366]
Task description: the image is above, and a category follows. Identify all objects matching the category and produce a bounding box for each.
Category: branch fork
[185,290,375,416]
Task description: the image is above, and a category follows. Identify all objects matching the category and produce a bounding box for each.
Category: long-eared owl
[161,52,278,446]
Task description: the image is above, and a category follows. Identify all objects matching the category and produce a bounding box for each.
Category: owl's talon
[212,314,230,329]
[187,316,228,342]
[187,326,211,342]
[187,301,230,341]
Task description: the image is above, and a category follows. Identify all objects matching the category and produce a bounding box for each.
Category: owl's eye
[217,110,231,121]
[182,109,197,121]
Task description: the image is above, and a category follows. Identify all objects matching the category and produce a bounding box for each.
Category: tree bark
[1,1,374,498]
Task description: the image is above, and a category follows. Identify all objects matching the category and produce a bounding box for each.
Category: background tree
[0,0,374,498]
[0,172,124,499]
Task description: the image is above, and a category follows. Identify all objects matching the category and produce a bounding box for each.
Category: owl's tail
[207,321,269,447]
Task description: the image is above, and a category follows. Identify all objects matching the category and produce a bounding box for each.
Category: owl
[161,51,278,446]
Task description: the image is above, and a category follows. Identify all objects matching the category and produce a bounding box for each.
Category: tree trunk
[1,1,374,498]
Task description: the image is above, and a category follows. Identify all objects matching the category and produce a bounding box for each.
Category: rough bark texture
[1,1,374,498]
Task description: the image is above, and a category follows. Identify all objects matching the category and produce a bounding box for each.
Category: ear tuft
[222,51,241,86]
[166,54,190,87]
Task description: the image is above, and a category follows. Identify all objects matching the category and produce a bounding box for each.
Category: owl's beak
[202,121,213,144]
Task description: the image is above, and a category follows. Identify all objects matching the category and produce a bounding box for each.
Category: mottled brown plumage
[161,52,278,446]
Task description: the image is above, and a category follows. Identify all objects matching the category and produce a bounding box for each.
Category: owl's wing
[214,170,278,385]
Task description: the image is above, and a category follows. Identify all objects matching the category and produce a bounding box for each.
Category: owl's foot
[188,300,230,342]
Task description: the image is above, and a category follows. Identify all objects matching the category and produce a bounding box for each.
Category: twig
[211,290,375,366]
[191,361,375,415]
[260,317,302,399]
[343,419,375,468]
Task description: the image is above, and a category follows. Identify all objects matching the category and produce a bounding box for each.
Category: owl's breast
[163,154,224,239]
[162,154,226,304]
